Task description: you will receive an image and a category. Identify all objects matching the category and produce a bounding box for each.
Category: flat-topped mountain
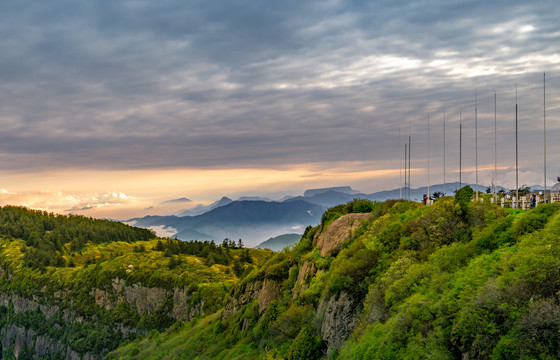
[128,183,494,246]
[129,199,324,247]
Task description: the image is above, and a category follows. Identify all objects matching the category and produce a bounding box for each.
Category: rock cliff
[89,278,205,322]
[220,212,369,352]
[222,278,282,319]
[1,324,96,360]
[317,292,359,353]
[314,213,371,257]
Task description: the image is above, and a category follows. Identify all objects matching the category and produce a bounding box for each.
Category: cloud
[0,0,558,202]
[161,197,192,204]
[0,189,135,215]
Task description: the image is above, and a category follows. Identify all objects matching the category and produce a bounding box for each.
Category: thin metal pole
[494,92,497,204]
[428,115,430,202]
[399,127,402,200]
[516,85,519,206]
[544,72,547,203]
[409,134,411,200]
[405,142,408,200]
[460,111,462,188]
[443,106,446,195]
[475,90,478,201]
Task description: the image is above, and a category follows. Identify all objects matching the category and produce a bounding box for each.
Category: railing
[424,194,560,209]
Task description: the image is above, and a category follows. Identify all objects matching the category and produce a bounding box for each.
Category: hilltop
[3,190,560,359]
[0,206,271,359]
[109,191,560,359]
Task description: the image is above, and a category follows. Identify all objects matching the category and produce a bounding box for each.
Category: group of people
[420,192,540,208]
[530,193,537,208]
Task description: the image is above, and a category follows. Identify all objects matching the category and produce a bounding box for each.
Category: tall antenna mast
[475,89,478,201]
[428,115,430,202]
[443,106,446,195]
[399,127,402,200]
[409,133,411,200]
[494,92,497,204]
[516,84,519,206]
[405,142,408,201]
[459,110,462,188]
[544,72,547,203]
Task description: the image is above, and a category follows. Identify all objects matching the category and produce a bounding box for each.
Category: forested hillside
[0,206,270,359]
[108,188,560,359]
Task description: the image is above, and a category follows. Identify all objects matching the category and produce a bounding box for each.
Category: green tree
[285,326,324,360]
[455,185,474,212]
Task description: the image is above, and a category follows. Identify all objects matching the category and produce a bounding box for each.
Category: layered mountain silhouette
[126,183,495,247]
[254,233,302,251]
[128,199,324,247]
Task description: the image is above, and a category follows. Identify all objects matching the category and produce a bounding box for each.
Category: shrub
[327,240,378,298]
[455,186,474,214]
[513,203,560,238]
[285,326,324,360]
[346,199,375,214]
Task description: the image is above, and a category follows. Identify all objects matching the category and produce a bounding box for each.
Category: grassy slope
[107,198,560,360]
[1,238,269,298]
[0,212,272,358]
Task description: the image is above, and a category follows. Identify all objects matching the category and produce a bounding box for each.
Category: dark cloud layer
[0,0,559,186]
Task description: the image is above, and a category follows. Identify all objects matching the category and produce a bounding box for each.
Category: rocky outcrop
[89,278,205,322]
[292,261,317,299]
[222,279,282,319]
[317,292,359,353]
[170,287,205,321]
[223,281,262,318]
[258,279,281,314]
[90,278,167,314]
[315,213,371,257]
[0,292,76,322]
[1,324,97,360]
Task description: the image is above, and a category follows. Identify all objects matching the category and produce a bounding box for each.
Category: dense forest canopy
[0,206,155,270]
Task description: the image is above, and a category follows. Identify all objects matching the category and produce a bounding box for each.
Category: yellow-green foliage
[339,204,560,360]
[59,200,560,360]
[0,208,270,358]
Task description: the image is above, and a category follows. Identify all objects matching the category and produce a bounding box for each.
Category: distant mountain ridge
[127,183,502,247]
[129,200,323,247]
[303,186,360,197]
[178,196,234,216]
[255,233,302,251]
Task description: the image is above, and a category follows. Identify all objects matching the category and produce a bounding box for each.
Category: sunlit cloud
[0,0,558,217]
[0,190,138,217]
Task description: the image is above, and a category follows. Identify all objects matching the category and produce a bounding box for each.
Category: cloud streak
[0,0,559,216]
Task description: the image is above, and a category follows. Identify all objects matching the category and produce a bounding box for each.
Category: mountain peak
[304,186,360,197]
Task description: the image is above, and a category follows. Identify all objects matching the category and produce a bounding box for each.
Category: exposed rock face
[171,287,205,321]
[318,292,359,353]
[0,293,71,321]
[222,279,282,319]
[258,279,281,314]
[292,261,317,299]
[223,281,262,319]
[1,324,97,360]
[0,292,103,358]
[89,278,205,322]
[90,278,167,314]
[315,213,371,257]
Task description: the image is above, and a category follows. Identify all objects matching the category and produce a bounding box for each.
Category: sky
[0,0,559,219]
